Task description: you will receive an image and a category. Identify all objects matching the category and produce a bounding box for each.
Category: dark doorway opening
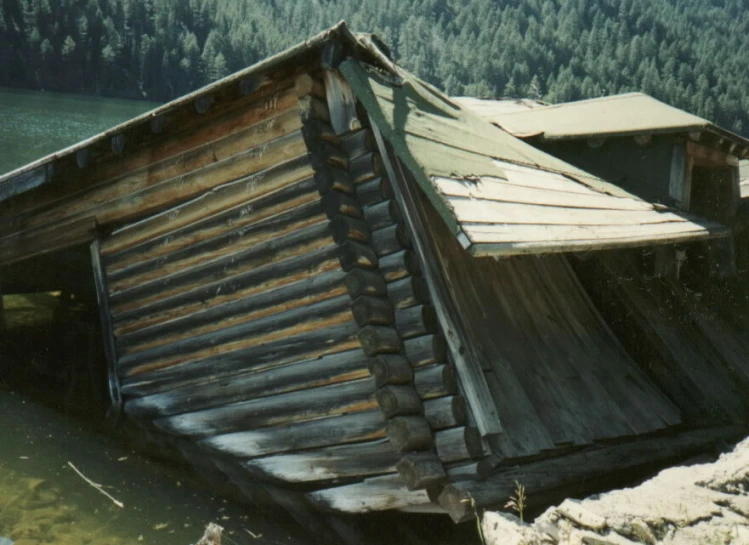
[0,243,110,422]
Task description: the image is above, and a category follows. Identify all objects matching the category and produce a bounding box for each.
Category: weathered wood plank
[154,377,377,437]
[105,172,319,274]
[246,439,398,483]
[120,322,360,397]
[434,176,655,211]
[308,474,430,513]
[201,410,386,458]
[3,107,307,239]
[113,247,340,335]
[0,215,97,266]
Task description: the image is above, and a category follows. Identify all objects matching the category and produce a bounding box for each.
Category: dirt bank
[482,437,749,545]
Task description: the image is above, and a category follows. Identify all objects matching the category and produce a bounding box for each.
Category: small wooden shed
[1,23,748,525]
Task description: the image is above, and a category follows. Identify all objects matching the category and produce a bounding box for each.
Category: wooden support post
[90,238,123,429]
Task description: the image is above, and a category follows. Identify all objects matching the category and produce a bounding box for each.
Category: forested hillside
[2,0,749,135]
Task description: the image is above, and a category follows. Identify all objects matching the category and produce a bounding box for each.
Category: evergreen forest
[1,0,749,135]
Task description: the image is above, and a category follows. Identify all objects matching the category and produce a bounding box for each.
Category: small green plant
[505,480,527,523]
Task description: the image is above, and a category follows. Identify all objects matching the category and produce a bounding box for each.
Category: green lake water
[0,87,157,175]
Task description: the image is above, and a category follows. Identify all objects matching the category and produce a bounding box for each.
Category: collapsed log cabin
[1,22,749,525]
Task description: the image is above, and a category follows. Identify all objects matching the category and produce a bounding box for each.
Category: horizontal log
[110,219,331,306]
[124,348,368,418]
[437,425,746,523]
[102,154,315,259]
[403,334,447,368]
[5,108,308,240]
[329,215,369,245]
[298,95,330,123]
[113,245,340,332]
[395,304,438,339]
[387,276,430,309]
[246,439,398,483]
[345,268,387,299]
[358,325,403,356]
[363,200,397,231]
[423,396,467,430]
[0,81,300,225]
[119,294,354,373]
[379,249,421,282]
[371,223,411,257]
[352,296,394,327]
[356,177,388,207]
[336,240,378,271]
[375,385,423,418]
[368,354,413,388]
[396,452,447,491]
[435,427,483,463]
[386,416,434,452]
[349,152,383,184]
[339,128,376,159]
[414,364,458,399]
[314,166,355,195]
[307,474,431,514]
[200,410,386,458]
[154,377,377,437]
[120,315,360,394]
[108,199,326,291]
[105,170,320,274]
[118,266,346,352]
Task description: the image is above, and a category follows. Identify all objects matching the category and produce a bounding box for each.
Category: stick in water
[67,461,124,508]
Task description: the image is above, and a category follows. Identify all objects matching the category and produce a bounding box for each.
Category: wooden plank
[120,273,348,357]
[120,323,360,397]
[112,247,339,334]
[324,69,361,135]
[307,474,430,513]
[246,440,398,482]
[154,377,377,437]
[108,204,327,294]
[449,197,699,227]
[124,348,368,418]
[434,176,654,211]
[2,104,305,238]
[200,410,386,458]
[0,163,54,201]
[464,221,713,244]
[105,172,319,274]
[119,298,355,376]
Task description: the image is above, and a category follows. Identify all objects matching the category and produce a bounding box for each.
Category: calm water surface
[0,87,157,175]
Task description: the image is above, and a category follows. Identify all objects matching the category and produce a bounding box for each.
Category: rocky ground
[481,437,749,545]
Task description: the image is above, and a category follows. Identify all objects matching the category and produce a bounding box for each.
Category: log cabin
[1,22,749,527]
